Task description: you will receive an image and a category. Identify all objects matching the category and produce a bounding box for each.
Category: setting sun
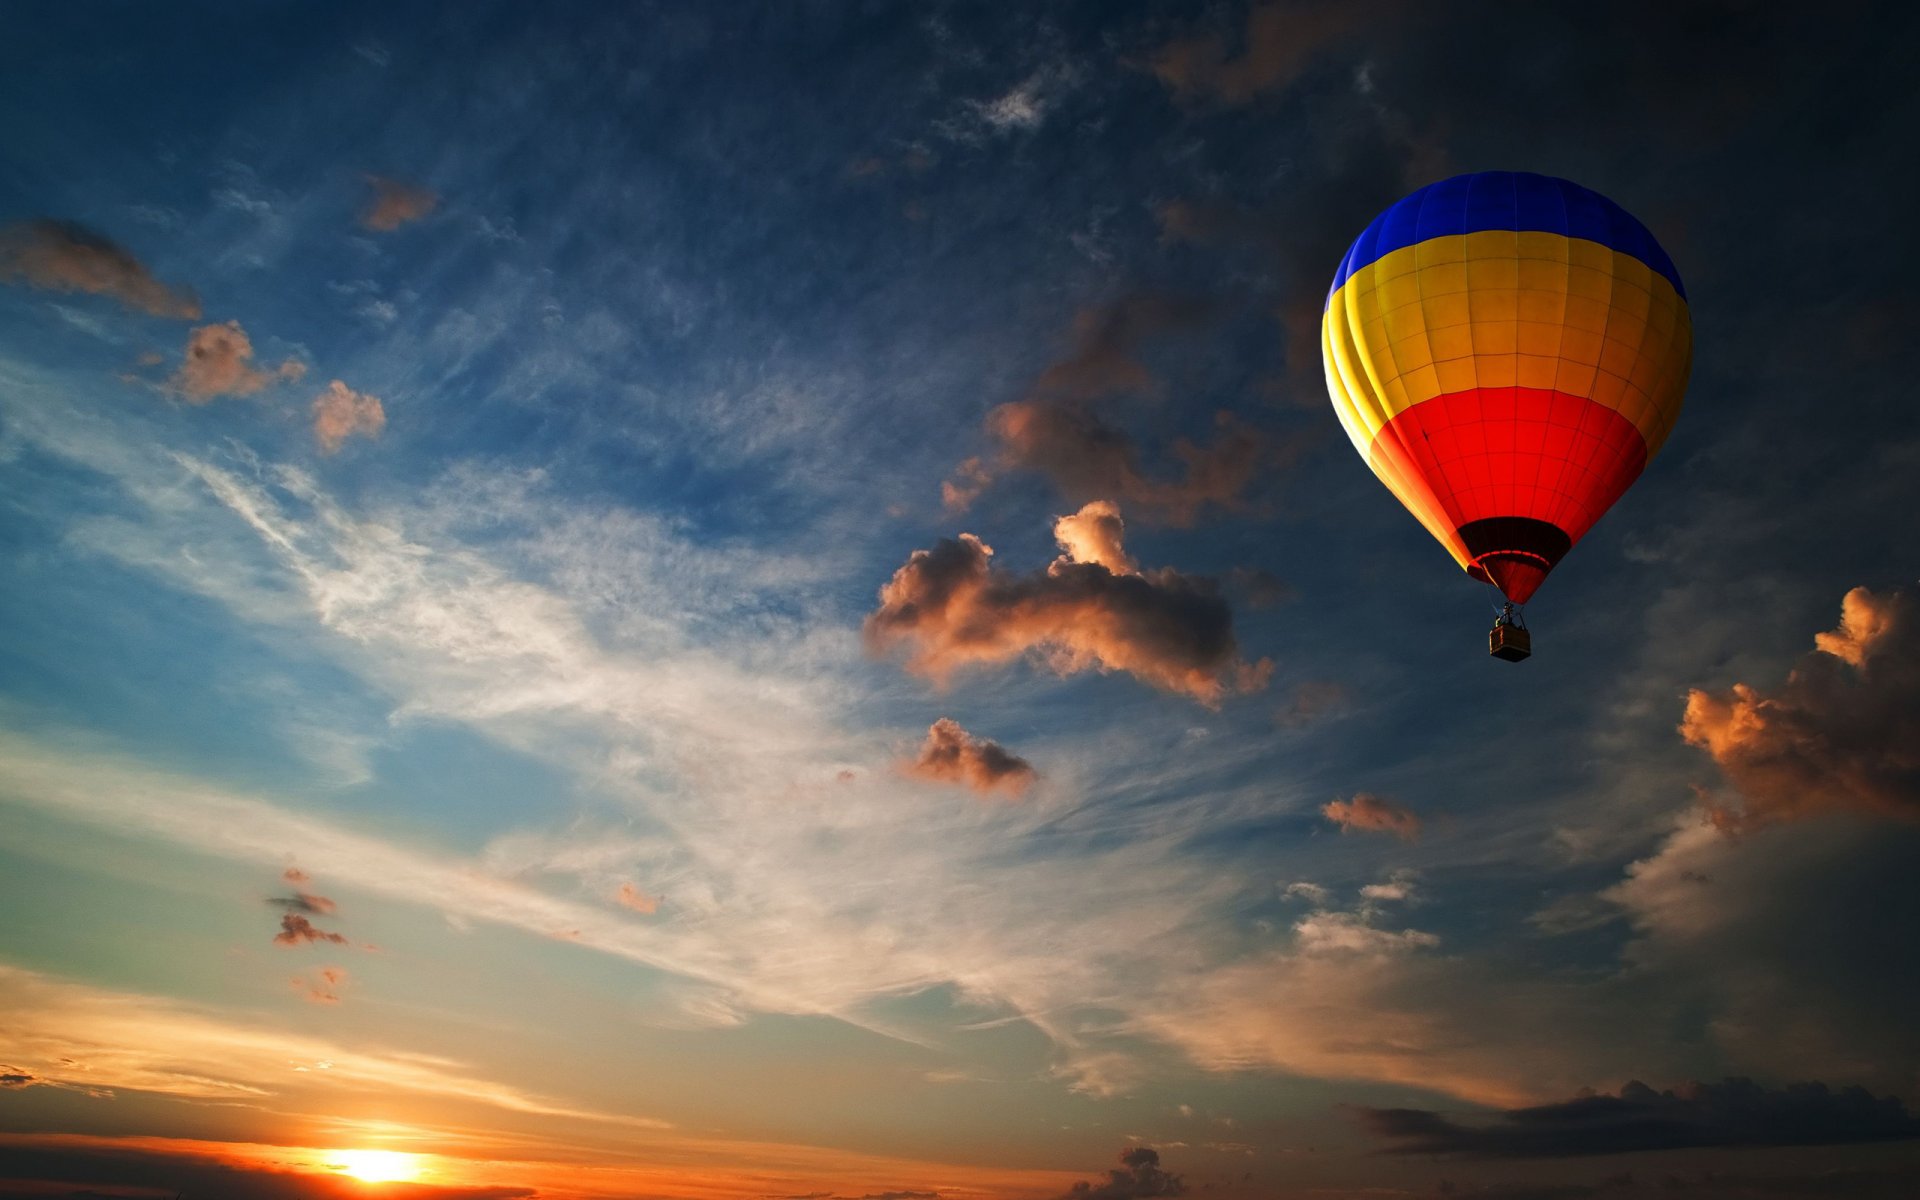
[332,1149,422,1184]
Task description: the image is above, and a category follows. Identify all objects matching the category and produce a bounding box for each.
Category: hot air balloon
[1321,172,1691,660]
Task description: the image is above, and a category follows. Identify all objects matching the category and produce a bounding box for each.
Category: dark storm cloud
[865,505,1271,706]
[1357,1078,1920,1158]
[906,717,1036,796]
[0,219,201,318]
[946,295,1281,526]
[1681,586,1920,829]
[1053,1146,1185,1200]
[0,1139,531,1200]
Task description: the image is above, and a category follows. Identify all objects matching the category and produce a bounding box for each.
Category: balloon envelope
[1321,172,1691,603]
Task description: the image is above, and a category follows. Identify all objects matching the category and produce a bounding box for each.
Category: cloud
[171,320,305,402]
[1292,910,1436,956]
[1,1067,38,1088]
[616,882,660,914]
[865,506,1271,706]
[311,379,387,453]
[1356,1077,1920,1158]
[943,295,1277,526]
[1275,679,1348,728]
[0,219,201,318]
[904,718,1036,796]
[1322,793,1421,841]
[1150,1,1391,106]
[1054,1146,1185,1200]
[270,891,338,915]
[274,913,348,946]
[1052,500,1138,575]
[361,175,439,231]
[291,966,349,1005]
[1680,586,1919,828]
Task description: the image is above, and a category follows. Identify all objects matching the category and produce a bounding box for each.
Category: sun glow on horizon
[332,1149,423,1184]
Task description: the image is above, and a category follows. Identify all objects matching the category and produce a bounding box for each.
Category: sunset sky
[2,3,1918,1199]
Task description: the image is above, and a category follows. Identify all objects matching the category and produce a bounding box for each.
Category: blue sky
[2,4,1918,1199]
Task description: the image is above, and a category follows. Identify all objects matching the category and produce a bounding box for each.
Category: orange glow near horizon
[331,1148,424,1183]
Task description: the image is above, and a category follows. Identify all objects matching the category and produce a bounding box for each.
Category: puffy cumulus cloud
[290,966,349,1005]
[1149,0,1389,105]
[0,218,201,318]
[1680,586,1919,829]
[1322,792,1422,841]
[1055,1145,1185,1200]
[905,717,1036,796]
[273,913,348,946]
[942,295,1279,526]
[864,507,1271,706]
[170,320,305,402]
[361,175,439,231]
[1356,1077,1920,1158]
[311,379,387,453]
[1053,500,1138,575]
[615,882,659,914]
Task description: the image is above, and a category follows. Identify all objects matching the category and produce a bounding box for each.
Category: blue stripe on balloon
[1326,172,1686,303]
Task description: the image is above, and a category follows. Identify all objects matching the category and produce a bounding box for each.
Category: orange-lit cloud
[0,218,201,318]
[312,379,387,452]
[291,966,349,1005]
[362,175,439,231]
[1151,1,1383,105]
[942,294,1276,526]
[1322,793,1421,841]
[275,913,348,946]
[616,882,659,914]
[905,717,1036,796]
[975,400,1268,529]
[1051,499,1137,575]
[171,320,305,402]
[866,505,1270,706]
[1680,586,1919,829]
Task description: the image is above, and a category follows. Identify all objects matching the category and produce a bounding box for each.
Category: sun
[332,1149,423,1184]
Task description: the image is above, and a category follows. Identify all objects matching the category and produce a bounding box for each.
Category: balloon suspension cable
[1487,587,1526,631]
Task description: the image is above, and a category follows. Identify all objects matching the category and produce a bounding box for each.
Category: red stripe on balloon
[1367,387,1650,600]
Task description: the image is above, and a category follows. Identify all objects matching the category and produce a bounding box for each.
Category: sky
[1,2,1918,1198]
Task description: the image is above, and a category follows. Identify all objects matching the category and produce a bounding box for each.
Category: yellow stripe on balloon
[1322,230,1692,457]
